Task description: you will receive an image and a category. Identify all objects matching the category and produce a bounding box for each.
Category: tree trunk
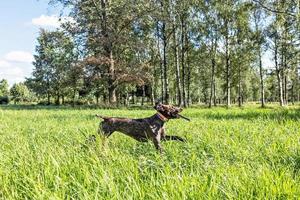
[159,54,164,103]
[225,27,231,107]
[274,37,284,106]
[96,94,99,105]
[150,85,155,105]
[103,93,107,104]
[108,50,116,104]
[209,36,217,108]
[46,79,50,105]
[47,92,50,105]
[55,93,60,105]
[156,22,164,103]
[258,48,265,108]
[284,75,288,105]
[181,15,187,107]
[72,89,76,107]
[283,53,288,105]
[152,53,158,105]
[162,19,169,104]
[209,57,216,108]
[125,93,129,106]
[238,64,242,107]
[100,0,116,105]
[172,22,182,106]
[213,81,217,106]
[186,30,191,107]
[291,84,294,105]
[131,91,135,104]
[141,85,145,106]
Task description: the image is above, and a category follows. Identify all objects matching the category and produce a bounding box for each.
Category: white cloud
[31,15,74,28]
[0,51,34,85]
[0,61,33,86]
[0,60,11,68]
[4,51,34,63]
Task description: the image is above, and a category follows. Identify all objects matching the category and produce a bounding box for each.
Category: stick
[178,114,190,121]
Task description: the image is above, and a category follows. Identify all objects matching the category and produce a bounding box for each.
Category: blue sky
[0,0,64,85]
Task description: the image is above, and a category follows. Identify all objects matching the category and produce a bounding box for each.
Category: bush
[0,96,10,104]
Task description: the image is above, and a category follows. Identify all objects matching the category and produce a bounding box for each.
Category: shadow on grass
[203,108,300,122]
[2,104,300,122]
[270,151,300,176]
[0,104,154,111]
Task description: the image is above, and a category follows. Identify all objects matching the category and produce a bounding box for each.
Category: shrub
[0,95,10,104]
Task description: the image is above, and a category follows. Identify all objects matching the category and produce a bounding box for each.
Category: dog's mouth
[170,108,190,121]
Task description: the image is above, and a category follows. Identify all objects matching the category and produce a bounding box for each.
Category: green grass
[1,105,300,199]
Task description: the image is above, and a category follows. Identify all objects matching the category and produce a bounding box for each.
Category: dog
[95,103,190,152]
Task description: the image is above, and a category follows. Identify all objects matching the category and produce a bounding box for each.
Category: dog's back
[97,115,151,141]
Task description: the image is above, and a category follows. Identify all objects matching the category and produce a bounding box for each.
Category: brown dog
[95,103,190,152]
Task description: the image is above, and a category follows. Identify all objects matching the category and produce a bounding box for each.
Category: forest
[1,0,299,107]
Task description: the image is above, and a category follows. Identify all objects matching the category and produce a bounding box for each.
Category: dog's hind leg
[98,121,114,150]
[99,121,114,137]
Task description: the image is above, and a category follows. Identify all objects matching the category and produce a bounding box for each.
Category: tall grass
[0,105,300,199]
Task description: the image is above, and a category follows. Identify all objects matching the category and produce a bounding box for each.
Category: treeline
[23,0,299,107]
[0,79,35,104]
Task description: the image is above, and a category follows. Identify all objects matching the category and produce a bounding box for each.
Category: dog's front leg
[152,132,164,153]
[153,139,163,153]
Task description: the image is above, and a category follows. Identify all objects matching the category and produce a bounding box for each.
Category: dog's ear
[153,102,163,111]
[153,99,161,109]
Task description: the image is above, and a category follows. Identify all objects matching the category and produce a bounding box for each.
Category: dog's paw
[86,134,96,143]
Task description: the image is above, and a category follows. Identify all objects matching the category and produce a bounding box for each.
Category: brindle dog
[95,103,190,152]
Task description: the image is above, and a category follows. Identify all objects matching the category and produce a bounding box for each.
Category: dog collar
[156,112,169,122]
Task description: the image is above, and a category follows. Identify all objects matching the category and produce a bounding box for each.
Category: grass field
[1,105,300,199]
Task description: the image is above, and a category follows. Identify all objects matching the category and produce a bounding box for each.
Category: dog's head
[154,102,183,119]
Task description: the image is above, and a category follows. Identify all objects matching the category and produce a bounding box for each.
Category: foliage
[0,79,10,104]
[10,83,30,103]
[27,29,77,105]
[0,95,9,104]
[0,79,9,97]
[24,0,300,107]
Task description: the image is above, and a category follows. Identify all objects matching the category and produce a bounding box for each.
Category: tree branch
[252,0,296,17]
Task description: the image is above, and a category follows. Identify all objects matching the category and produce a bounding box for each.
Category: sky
[0,0,65,85]
[0,1,274,86]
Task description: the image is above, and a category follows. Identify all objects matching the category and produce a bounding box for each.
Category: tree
[265,0,299,106]
[252,4,266,107]
[10,83,30,103]
[0,79,9,96]
[50,0,152,104]
[0,79,10,104]
[30,29,76,105]
[23,0,300,107]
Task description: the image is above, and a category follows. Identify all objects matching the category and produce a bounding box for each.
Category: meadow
[1,104,300,199]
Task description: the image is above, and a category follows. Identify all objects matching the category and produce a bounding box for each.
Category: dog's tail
[95,114,110,120]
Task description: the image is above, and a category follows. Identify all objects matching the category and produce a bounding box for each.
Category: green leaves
[10,83,30,103]
[0,79,9,97]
